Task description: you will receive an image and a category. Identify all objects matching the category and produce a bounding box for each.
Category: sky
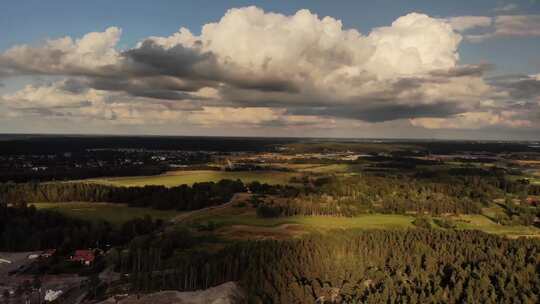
[1,0,540,139]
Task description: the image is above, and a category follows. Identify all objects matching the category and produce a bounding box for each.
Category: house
[70,250,95,266]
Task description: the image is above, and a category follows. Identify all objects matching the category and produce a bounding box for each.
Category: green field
[84,170,298,187]
[196,213,415,229]
[183,209,416,240]
[181,200,540,238]
[295,164,355,174]
[32,202,181,225]
[452,214,540,237]
[281,214,415,229]
[178,201,415,231]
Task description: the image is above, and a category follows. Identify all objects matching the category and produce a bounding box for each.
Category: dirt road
[170,193,249,224]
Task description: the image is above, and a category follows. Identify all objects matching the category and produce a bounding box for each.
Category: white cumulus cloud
[0,6,536,134]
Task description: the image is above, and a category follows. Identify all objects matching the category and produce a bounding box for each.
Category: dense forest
[0,179,245,211]
[122,229,540,303]
[256,174,538,217]
[0,205,162,251]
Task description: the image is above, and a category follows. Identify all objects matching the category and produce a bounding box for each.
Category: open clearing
[208,212,540,240]
[199,213,415,230]
[178,202,415,240]
[84,170,298,187]
[32,202,181,225]
[180,198,540,239]
[452,214,540,238]
[212,214,416,240]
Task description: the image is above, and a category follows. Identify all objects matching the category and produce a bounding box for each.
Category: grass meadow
[84,170,298,187]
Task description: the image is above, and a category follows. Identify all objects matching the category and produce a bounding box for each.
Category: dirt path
[170,193,249,224]
[170,201,233,224]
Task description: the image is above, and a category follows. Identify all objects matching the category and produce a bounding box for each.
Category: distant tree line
[248,181,299,196]
[0,136,295,155]
[0,165,166,183]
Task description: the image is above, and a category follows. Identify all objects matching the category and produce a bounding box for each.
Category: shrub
[256,204,283,218]
[412,217,432,229]
[433,218,456,229]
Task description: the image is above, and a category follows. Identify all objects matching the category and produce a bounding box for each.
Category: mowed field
[84,170,299,187]
[32,202,181,225]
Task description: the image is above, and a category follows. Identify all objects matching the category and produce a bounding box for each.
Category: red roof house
[526,197,539,206]
[70,250,95,266]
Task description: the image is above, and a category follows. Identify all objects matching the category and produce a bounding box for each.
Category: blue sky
[0,1,539,139]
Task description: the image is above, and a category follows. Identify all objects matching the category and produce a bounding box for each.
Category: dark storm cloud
[122,40,298,93]
[84,77,205,101]
[429,64,494,78]
[60,78,88,94]
[19,107,66,117]
[355,103,464,122]
[226,75,299,93]
[287,102,463,122]
[123,40,217,79]
[44,100,92,110]
[489,74,540,100]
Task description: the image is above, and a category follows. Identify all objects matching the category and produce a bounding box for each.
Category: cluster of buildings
[26,248,98,266]
[0,249,100,303]
[0,149,215,174]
